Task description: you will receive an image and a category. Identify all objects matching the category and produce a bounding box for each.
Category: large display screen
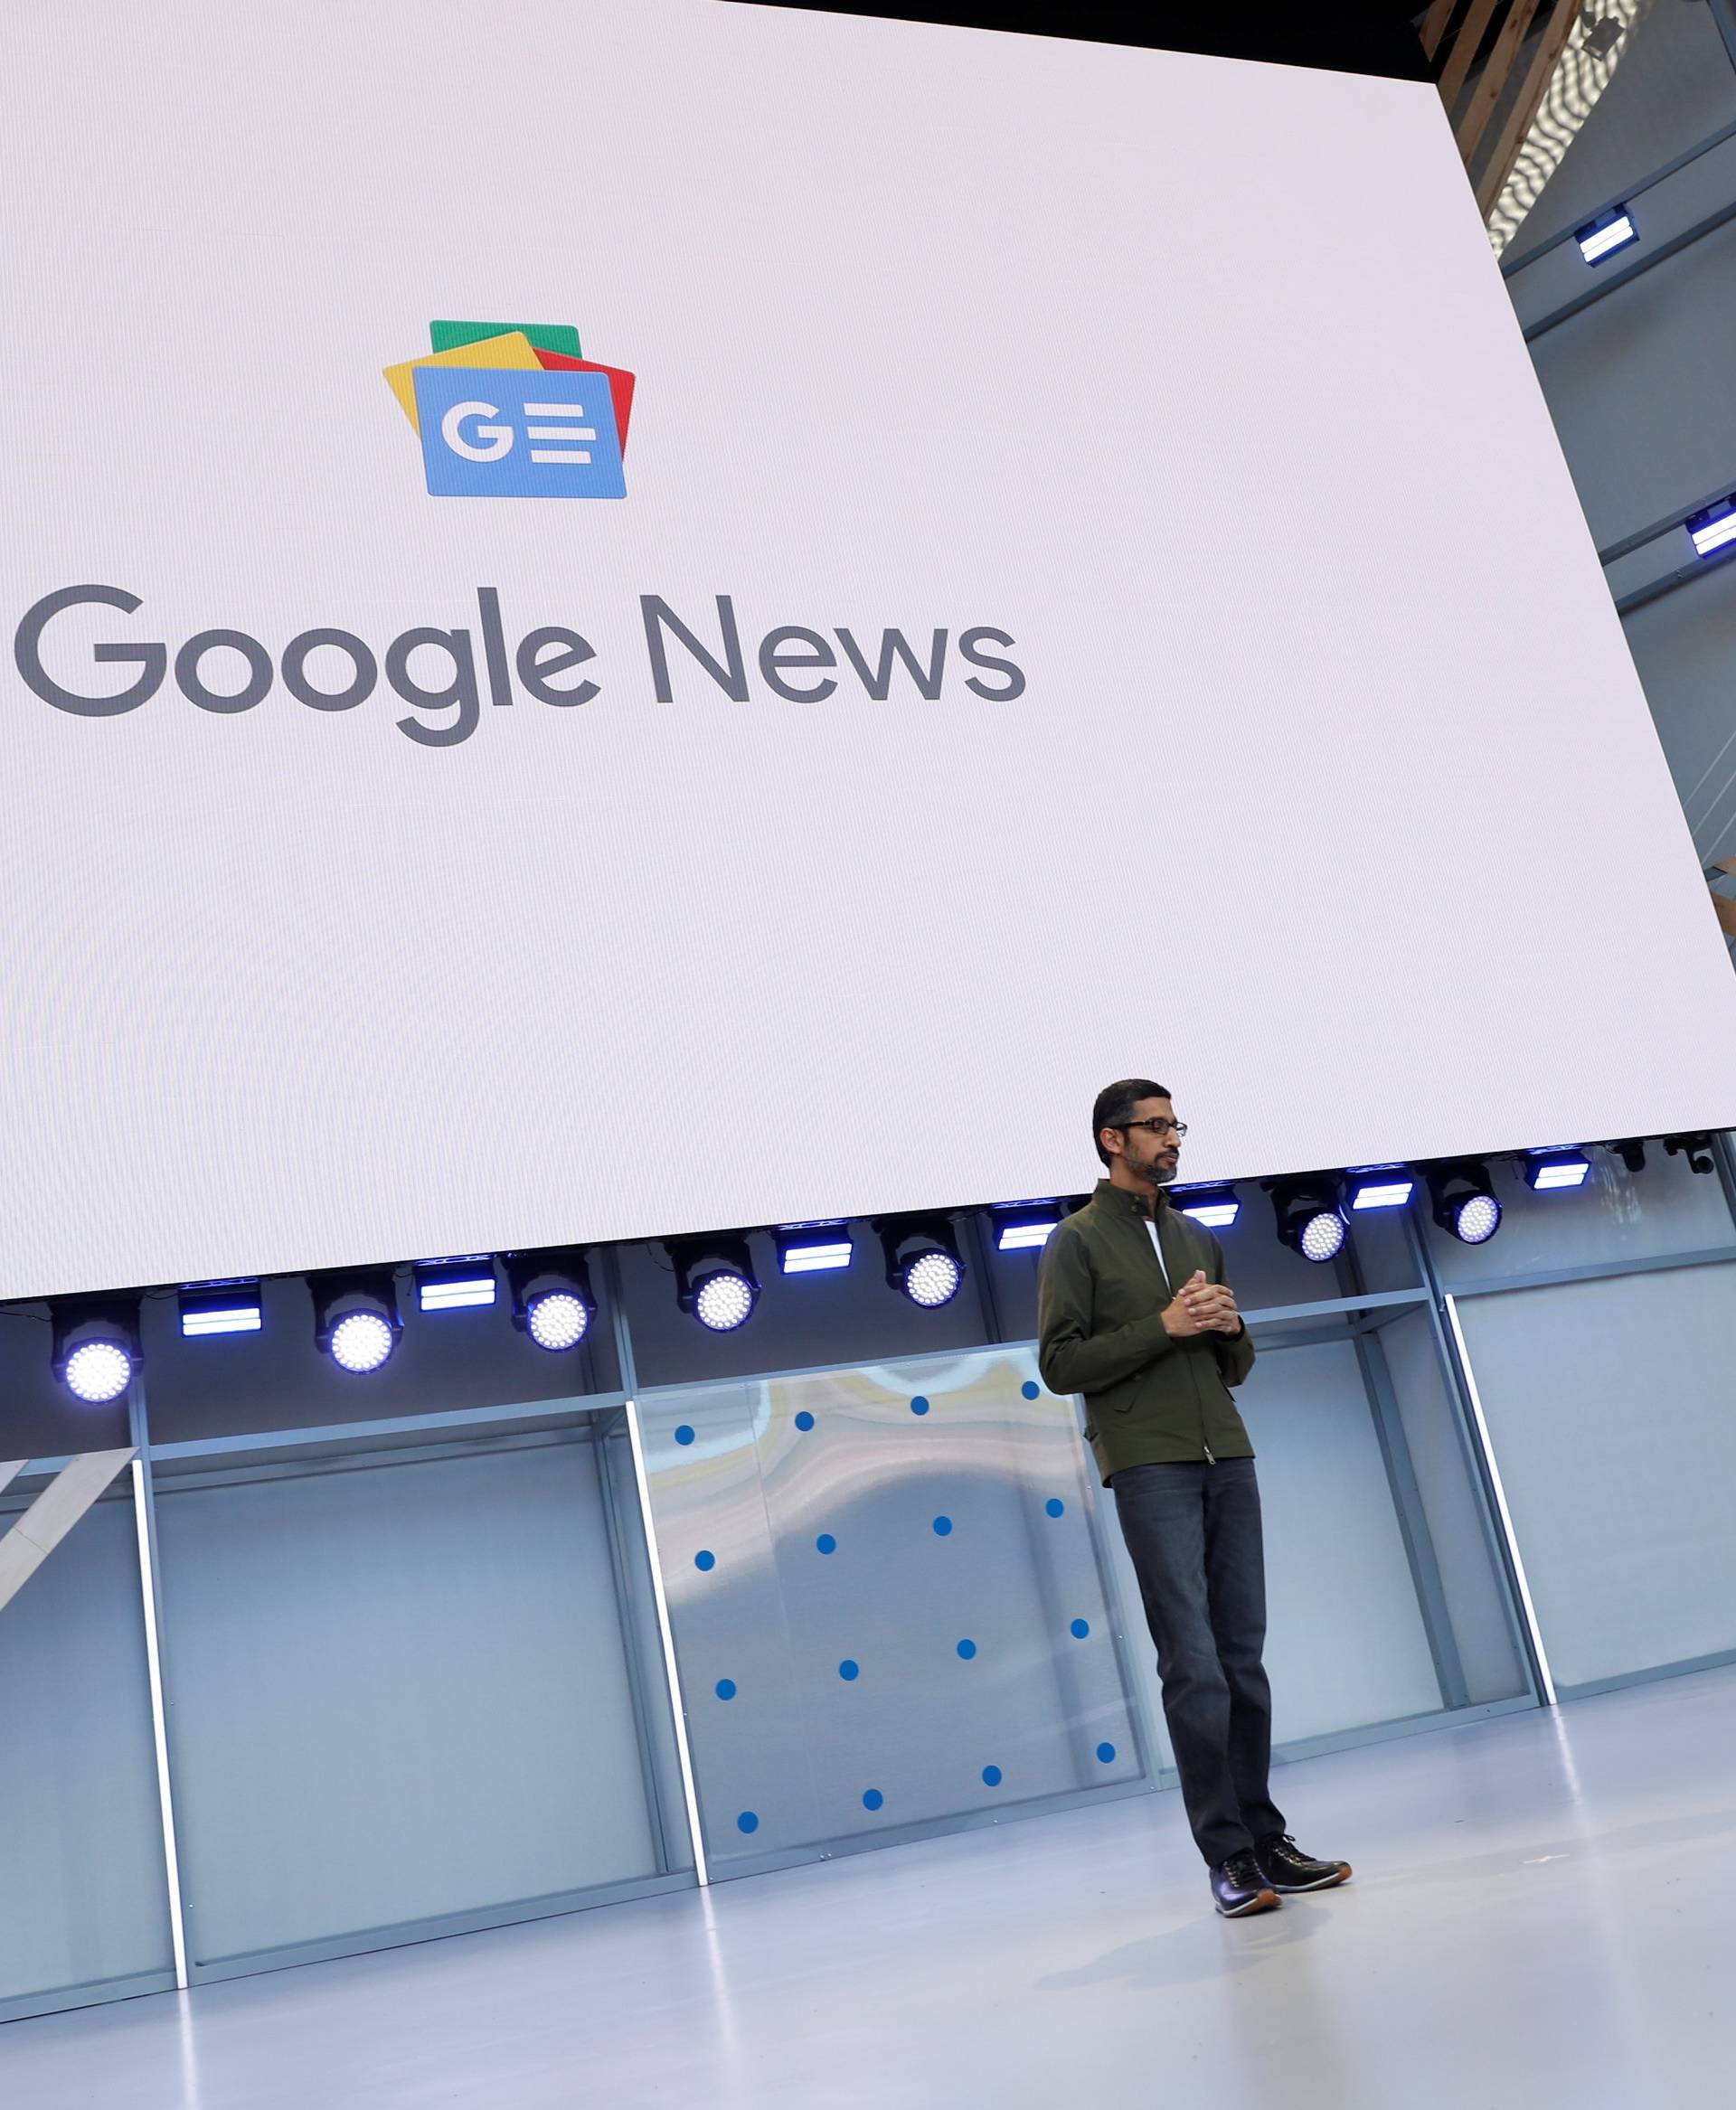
[4,0,1733,1303]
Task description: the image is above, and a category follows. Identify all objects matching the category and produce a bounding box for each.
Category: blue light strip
[1173,1185,1240,1229]
[1526,1148,1591,1192]
[1349,1179,1413,1210]
[181,1306,263,1336]
[1688,504,1736,559]
[1177,1201,1239,1229]
[1576,209,1637,264]
[420,1276,497,1310]
[780,1241,854,1274]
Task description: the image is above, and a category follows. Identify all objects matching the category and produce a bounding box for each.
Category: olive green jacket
[1036,1179,1256,1484]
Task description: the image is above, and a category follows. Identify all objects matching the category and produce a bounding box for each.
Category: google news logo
[383,318,637,499]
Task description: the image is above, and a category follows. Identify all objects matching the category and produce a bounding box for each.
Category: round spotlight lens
[693,1269,756,1333]
[63,1340,134,1402]
[1454,1193,1502,1245]
[1298,1210,1346,1264]
[527,1289,590,1351]
[329,1310,396,1373]
[901,1250,964,1308]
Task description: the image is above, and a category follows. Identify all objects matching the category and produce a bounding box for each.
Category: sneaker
[1255,1833,1353,1893]
[1211,1849,1280,1917]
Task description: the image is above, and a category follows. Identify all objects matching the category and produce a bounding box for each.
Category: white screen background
[2,0,1732,1303]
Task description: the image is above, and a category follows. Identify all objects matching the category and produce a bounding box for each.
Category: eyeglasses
[1120,1118,1188,1140]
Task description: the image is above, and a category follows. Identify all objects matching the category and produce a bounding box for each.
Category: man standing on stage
[1036,1078,1352,1918]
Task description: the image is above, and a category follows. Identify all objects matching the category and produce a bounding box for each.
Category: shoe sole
[1270,1865,1354,1894]
[1215,1888,1281,1917]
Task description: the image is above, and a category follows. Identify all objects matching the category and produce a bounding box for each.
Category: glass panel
[599,1421,696,1875]
[152,1427,665,1965]
[1097,1336,1524,1759]
[639,1349,1141,1870]
[1378,1308,1530,1706]
[1452,1261,1736,1694]
[0,1484,175,2009]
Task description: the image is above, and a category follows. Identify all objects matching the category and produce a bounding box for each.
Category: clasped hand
[1162,1268,1241,1339]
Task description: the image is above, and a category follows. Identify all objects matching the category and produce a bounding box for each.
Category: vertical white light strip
[623,1398,711,1888]
[1445,1295,1557,1706]
[131,1459,190,1986]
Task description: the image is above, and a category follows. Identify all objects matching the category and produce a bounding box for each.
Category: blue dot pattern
[690,1371,1124,1851]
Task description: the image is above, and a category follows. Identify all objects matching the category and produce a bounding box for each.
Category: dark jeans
[1112,1458,1285,1866]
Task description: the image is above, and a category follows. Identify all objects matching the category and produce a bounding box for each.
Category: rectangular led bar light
[1575,208,1637,265]
[777,1226,854,1273]
[1173,1185,1240,1229]
[179,1281,263,1335]
[1346,1168,1414,1210]
[993,1203,1063,1251]
[1687,498,1736,560]
[416,1258,498,1310]
[1525,1148,1591,1192]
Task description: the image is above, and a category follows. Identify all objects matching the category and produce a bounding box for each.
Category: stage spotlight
[1427,1161,1503,1245]
[179,1280,262,1336]
[527,1291,589,1350]
[415,1257,497,1311]
[1605,1139,1647,1174]
[52,1296,143,1402]
[505,1250,597,1350]
[1345,1167,1414,1211]
[64,1342,134,1401]
[1687,497,1736,560]
[1268,1179,1346,1264]
[331,1314,395,1371]
[775,1224,854,1274]
[876,1216,967,1307]
[1574,206,1637,265]
[1172,1184,1240,1229]
[1665,1133,1717,1174]
[1524,1148,1591,1192]
[990,1202,1063,1251]
[310,1271,401,1373]
[669,1237,760,1333]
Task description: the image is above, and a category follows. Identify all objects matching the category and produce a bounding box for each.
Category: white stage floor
[5,1663,1735,2108]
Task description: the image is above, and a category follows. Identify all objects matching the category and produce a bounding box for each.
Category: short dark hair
[1091,1078,1171,1167]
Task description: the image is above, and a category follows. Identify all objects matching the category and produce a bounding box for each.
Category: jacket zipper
[1152,1201,1217,1465]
